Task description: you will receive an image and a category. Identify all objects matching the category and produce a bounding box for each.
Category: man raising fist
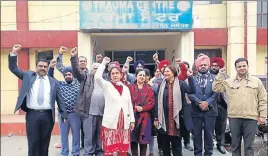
[70,47,106,156]
[213,58,267,156]
[56,46,88,149]
[8,44,67,156]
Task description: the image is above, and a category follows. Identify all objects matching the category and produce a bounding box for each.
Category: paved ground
[1,135,233,156]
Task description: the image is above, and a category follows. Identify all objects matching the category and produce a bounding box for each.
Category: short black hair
[36,59,49,66]
[79,56,87,62]
[143,68,151,78]
[182,61,190,69]
[135,69,144,76]
[234,58,248,67]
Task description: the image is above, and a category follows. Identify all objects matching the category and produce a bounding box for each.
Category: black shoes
[184,143,194,151]
[159,150,164,156]
[217,145,226,154]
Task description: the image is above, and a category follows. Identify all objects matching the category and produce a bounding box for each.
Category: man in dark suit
[210,57,228,154]
[8,44,67,156]
[188,55,218,156]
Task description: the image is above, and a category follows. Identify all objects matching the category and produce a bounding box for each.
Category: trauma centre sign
[79,1,193,30]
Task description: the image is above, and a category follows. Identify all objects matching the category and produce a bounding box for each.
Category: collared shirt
[58,79,80,113]
[213,73,267,120]
[236,74,249,82]
[26,75,51,110]
[89,81,105,116]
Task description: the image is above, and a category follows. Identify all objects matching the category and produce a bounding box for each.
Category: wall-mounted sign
[80,1,193,31]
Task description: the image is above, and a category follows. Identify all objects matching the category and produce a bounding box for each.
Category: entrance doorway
[105,50,165,76]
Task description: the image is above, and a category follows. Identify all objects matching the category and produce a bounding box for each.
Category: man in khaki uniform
[212,58,267,156]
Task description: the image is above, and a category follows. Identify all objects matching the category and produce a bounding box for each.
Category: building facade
[1,1,267,115]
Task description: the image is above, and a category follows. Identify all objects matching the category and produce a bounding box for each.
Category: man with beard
[213,58,267,156]
[48,61,81,156]
[188,55,218,156]
[210,57,228,154]
[56,46,89,149]
[124,56,145,84]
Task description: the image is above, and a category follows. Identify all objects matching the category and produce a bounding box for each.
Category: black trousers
[215,106,227,146]
[81,119,84,148]
[180,116,191,145]
[229,118,257,156]
[26,110,54,156]
[159,134,182,156]
[157,133,164,151]
[192,115,216,156]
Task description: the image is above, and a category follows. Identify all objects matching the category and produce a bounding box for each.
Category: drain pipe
[244,1,248,59]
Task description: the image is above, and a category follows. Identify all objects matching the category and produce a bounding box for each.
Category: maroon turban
[211,57,225,68]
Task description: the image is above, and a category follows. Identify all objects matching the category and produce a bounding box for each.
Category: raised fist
[102,57,111,64]
[96,54,103,63]
[12,44,22,54]
[153,53,158,61]
[59,46,67,54]
[126,56,133,62]
[70,47,78,57]
[219,67,226,73]
[122,65,129,73]
[50,59,56,68]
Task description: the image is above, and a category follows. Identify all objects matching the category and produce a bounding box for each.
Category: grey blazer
[8,54,67,122]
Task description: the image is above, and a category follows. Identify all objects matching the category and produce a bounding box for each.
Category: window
[105,50,165,65]
[35,50,53,64]
[257,1,268,28]
[104,50,165,74]
[194,49,222,60]
[209,0,223,4]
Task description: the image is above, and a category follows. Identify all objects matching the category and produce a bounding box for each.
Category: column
[227,1,245,77]
[246,2,257,75]
[179,32,195,67]
[78,32,93,69]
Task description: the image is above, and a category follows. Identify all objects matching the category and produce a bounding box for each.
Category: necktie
[37,77,44,105]
[200,75,207,88]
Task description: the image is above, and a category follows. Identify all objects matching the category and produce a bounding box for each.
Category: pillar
[227,1,245,77]
[18,49,29,115]
[246,2,257,75]
[179,32,195,67]
[227,1,257,77]
[78,32,93,69]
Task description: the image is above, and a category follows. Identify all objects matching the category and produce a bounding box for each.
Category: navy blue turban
[134,60,145,69]
[62,66,73,75]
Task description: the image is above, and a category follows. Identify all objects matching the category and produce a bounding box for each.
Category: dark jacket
[188,74,218,117]
[8,54,67,122]
[71,56,94,118]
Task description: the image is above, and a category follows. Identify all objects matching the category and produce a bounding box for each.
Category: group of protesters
[8,44,267,156]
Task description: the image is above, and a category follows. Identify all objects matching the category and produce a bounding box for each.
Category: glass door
[105,50,165,74]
